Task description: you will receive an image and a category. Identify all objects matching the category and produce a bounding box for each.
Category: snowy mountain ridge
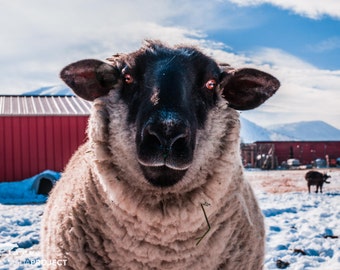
[22,85,340,143]
[267,121,340,142]
[23,85,73,96]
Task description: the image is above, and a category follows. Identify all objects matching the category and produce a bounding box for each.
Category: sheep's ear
[220,68,280,110]
[60,59,119,101]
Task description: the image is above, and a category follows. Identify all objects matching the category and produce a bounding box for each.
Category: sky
[1,0,340,129]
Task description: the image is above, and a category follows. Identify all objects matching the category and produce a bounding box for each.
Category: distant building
[0,96,90,182]
[241,141,340,169]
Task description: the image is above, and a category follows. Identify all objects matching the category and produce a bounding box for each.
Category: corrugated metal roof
[0,96,91,116]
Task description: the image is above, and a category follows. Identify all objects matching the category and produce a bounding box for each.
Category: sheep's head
[323,174,331,183]
[60,41,280,188]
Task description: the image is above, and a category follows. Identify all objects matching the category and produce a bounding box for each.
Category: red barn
[0,96,91,182]
[241,141,340,169]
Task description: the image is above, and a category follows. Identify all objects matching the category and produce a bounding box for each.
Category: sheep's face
[323,174,331,183]
[118,47,221,187]
[60,41,280,188]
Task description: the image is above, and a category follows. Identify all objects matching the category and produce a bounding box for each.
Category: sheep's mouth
[137,153,192,171]
[137,151,192,187]
[139,165,188,187]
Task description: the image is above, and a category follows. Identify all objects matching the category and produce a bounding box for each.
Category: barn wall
[254,141,340,166]
[0,116,89,182]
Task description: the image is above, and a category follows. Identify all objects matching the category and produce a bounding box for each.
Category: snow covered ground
[0,169,339,269]
[258,192,340,269]
[0,204,44,269]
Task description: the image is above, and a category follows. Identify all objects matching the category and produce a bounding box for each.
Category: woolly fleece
[42,89,265,269]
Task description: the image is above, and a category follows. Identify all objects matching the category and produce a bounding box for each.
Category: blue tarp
[0,170,61,204]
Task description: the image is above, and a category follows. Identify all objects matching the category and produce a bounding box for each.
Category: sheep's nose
[142,119,191,157]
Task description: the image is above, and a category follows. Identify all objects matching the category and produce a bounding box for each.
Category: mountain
[23,85,73,96]
[240,117,271,143]
[267,121,340,141]
[240,117,299,143]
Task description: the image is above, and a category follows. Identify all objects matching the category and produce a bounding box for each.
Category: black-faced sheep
[305,170,331,193]
[42,40,280,269]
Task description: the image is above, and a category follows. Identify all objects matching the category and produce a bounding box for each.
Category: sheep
[305,170,331,193]
[42,40,280,270]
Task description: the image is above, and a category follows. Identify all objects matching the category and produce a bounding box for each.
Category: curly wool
[41,90,265,270]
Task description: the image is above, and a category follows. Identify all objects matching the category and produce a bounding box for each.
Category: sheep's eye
[205,79,217,90]
[124,74,134,84]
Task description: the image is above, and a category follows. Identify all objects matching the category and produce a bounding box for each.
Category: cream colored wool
[42,89,265,270]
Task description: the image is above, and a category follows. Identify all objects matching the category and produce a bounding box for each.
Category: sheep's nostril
[142,125,164,151]
[141,122,190,157]
[169,128,190,152]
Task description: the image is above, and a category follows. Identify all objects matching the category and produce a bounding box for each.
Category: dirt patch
[260,177,306,193]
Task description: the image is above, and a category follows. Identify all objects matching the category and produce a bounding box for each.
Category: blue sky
[208,4,340,69]
[1,0,339,128]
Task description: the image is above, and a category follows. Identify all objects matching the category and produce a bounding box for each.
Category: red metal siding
[0,116,89,182]
[255,141,340,166]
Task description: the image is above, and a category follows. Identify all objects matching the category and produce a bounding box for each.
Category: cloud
[0,0,211,93]
[229,0,340,20]
[307,37,340,52]
[240,48,340,129]
[0,0,259,94]
[248,48,316,70]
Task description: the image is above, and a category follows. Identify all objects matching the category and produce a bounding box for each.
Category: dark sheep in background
[42,40,280,269]
[305,170,331,193]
